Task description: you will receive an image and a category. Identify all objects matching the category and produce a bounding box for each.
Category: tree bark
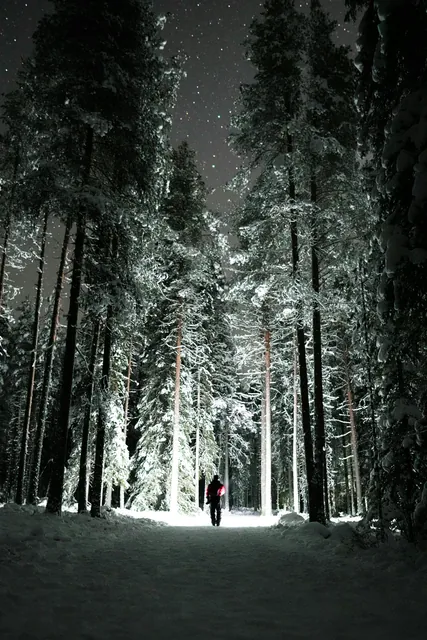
[28,215,72,505]
[288,133,319,522]
[311,173,326,524]
[293,332,299,512]
[170,305,182,513]
[91,231,117,518]
[264,329,272,516]
[224,424,230,512]
[16,208,49,504]
[195,365,201,509]
[120,343,132,509]
[260,396,266,514]
[345,360,363,514]
[46,126,93,515]
[77,319,100,513]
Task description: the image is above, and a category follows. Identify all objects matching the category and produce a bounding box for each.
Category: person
[206,474,225,526]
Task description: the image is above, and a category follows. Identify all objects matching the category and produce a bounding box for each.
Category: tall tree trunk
[16,208,49,504]
[224,424,230,511]
[311,174,326,524]
[359,265,384,537]
[46,126,94,515]
[91,231,117,518]
[345,359,363,514]
[293,332,299,512]
[264,329,272,516]
[170,306,182,513]
[0,154,19,313]
[288,132,319,522]
[194,366,201,509]
[260,396,266,514]
[77,319,100,513]
[28,215,71,505]
[120,343,132,509]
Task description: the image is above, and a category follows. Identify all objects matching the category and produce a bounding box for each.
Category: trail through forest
[1,506,426,639]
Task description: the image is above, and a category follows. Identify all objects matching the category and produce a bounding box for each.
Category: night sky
[0,0,355,210]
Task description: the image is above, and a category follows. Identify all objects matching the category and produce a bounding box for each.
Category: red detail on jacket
[206,482,225,498]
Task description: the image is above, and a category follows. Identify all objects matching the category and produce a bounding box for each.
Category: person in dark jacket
[206,474,225,526]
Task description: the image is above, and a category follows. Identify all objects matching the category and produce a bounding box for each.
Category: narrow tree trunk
[264,329,272,517]
[260,396,266,514]
[77,319,100,513]
[293,333,299,512]
[359,265,383,536]
[28,215,72,505]
[311,174,326,525]
[224,424,230,511]
[345,364,363,514]
[170,306,182,513]
[288,132,319,522]
[46,126,93,515]
[16,208,49,504]
[91,229,117,519]
[91,307,114,518]
[120,343,132,509]
[194,366,201,509]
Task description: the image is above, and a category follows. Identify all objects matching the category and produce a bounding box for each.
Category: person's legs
[209,501,216,526]
[216,502,221,526]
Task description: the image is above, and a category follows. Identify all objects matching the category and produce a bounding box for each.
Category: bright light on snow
[116,508,280,528]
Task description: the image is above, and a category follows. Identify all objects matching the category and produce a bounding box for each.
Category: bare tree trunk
[46,126,94,515]
[264,329,272,517]
[77,319,100,513]
[120,343,132,509]
[170,307,182,513]
[260,396,266,514]
[345,360,363,514]
[311,174,326,525]
[16,208,49,505]
[194,366,201,510]
[224,424,230,511]
[293,333,299,512]
[91,231,118,519]
[28,215,71,505]
[288,132,319,522]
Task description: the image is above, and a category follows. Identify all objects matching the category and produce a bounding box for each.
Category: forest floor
[1,504,427,640]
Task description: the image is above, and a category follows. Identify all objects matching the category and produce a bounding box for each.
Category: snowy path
[1,506,426,640]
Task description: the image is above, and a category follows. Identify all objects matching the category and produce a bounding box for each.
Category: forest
[0,0,426,543]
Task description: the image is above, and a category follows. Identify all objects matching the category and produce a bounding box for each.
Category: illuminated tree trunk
[47,126,93,515]
[16,208,49,505]
[194,366,201,509]
[28,215,71,505]
[346,366,363,514]
[170,308,182,513]
[264,329,272,516]
[91,232,117,518]
[293,333,299,512]
[224,424,230,511]
[260,396,266,513]
[120,344,132,509]
[77,319,100,513]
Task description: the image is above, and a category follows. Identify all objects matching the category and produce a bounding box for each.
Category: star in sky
[0,0,356,210]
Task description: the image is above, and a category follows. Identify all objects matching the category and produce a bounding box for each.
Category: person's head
[213,474,219,482]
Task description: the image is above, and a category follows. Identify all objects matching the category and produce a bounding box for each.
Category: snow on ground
[1,504,427,640]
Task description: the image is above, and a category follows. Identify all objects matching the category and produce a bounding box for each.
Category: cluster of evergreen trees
[0,0,426,542]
